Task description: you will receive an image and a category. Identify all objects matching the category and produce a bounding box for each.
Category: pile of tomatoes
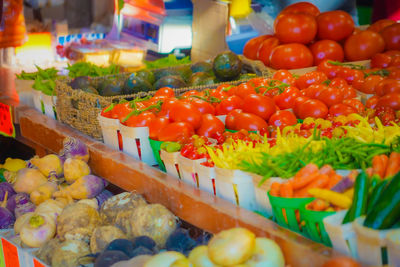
[243,1,400,69]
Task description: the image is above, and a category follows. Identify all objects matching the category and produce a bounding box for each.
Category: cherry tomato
[341,85,357,99]
[375,79,400,96]
[196,114,225,138]
[158,122,194,143]
[279,2,320,16]
[242,94,276,120]
[302,84,327,98]
[272,70,297,86]
[322,256,361,267]
[270,43,313,69]
[122,111,156,127]
[160,97,179,118]
[376,93,400,110]
[366,95,379,109]
[358,75,384,94]
[148,116,170,140]
[232,112,268,132]
[293,96,311,115]
[316,11,354,41]
[380,23,400,50]
[154,87,175,98]
[225,109,243,130]
[296,71,328,90]
[344,30,385,61]
[235,82,256,99]
[296,99,328,119]
[215,95,244,115]
[274,13,317,44]
[329,103,357,117]
[257,37,280,66]
[317,59,342,79]
[169,101,202,129]
[317,86,344,107]
[343,98,365,114]
[182,97,216,115]
[243,35,272,60]
[330,77,348,89]
[268,110,297,130]
[309,39,344,65]
[273,86,301,109]
[371,53,393,68]
[367,19,396,32]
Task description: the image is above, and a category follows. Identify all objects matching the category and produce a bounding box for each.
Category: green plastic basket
[268,192,314,233]
[300,208,335,246]
[149,138,166,172]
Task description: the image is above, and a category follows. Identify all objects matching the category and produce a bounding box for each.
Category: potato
[52,240,91,267]
[34,238,62,265]
[100,192,147,225]
[57,203,101,242]
[130,204,178,248]
[90,225,127,254]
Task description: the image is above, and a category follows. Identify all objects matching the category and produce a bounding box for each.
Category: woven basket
[55,57,270,140]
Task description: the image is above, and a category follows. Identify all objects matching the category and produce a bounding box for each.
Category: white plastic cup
[32,90,43,113]
[41,93,57,120]
[177,154,206,188]
[386,230,400,266]
[252,175,286,218]
[216,115,226,124]
[195,161,217,196]
[98,114,120,150]
[160,150,181,179]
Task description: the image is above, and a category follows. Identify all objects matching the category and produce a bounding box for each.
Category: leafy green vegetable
[144,54,191,69]
[16,66,58,81]
[66,62,120,78]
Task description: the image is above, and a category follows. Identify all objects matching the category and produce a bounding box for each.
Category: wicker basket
[55,57,270,140]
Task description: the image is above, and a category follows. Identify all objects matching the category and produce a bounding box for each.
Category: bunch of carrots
[368,152,400,179]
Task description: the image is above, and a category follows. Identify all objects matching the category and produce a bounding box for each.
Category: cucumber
[342,171,369,224]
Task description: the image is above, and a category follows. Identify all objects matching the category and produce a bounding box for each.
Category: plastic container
[252,176,286,218]
[386,230,400,266]
[32,90,43,113]
[97,114,120,150]
[216,115,226,124]
[357,91,374,105]
[160,150,181,179]
[41,94,57,120]
[195,161,217,196]
[119,124,157,166]
[177,154,206,188]
[300,207,335,246]
[214,167,258,211]
[323,210,358,259]
[268,192,314,233]
[148,138,165,171]
[0,230,38,267]
[353,217,398,266]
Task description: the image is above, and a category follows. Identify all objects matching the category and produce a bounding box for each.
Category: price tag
[0,103,15,138]
[33,258,46,267]
[1,238,19,267]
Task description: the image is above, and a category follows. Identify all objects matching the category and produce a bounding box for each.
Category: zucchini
[364,171,400,229]
[367,178,390,214]
[342,171,369,224]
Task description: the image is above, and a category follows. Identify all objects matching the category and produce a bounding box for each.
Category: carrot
[348,170,359,182]
[319,165,334,176]
[308,199,330,211]
[385,152,400,178]
[294,174,329,197]
[290,172,320,190]
[270,182,281,197]
[372,154,386,178]
[327,174,342,189]
[380,154,389,177]
[365,167,374,178]
[294,163,319,179]
[280,182,294,198]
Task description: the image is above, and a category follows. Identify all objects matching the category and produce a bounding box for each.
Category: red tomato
[371,53,393,68]
[243,35,272,60]
[366,95,379,109]
[367,19,396,32]
[296,99,328,119]
[389,67,400,80]
[268,110,297,129]
[376,93,400,110]
[158,122,194,143]
[380,23,400,50]
[273,86,301,109]
[272,70,297,86]
[181,90,204,98]
[257,37,280,66]
[316,11,354,41]
[375,79,400,96]
[322,256,361,267]
[101,105,115,118]
[317,86,344,107]
[329,104,357,117]
[337,68,365,86]
[148,116,170,140]
[182,97,215,115]
[270,43,313,69]
[296,71,328,90]
[232,112,268,131]
[280,2,320,16]
[309,39,344,65]
[160,97,179,118]
[293,96,311,115]
[235,82,256,99]
[215,95,244,115]
[169,101,202,129]
[209,88,229,100]
[274,13,317,44]
[317,59,342,79]
[302,84,327,98]
[330,77,348,89]
[341,86,357,99]
[358,75,384,94]
[154,87,175,98]
[225,109,243,130]
[112,102,133,121]
[122,111,156,127]
[344,30,385,61]
[343,99,365,114]
[242,94,276,120]
[196,114,225,138]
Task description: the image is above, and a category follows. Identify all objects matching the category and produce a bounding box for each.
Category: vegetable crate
[32,90,57,120]
[55,57,267,141]
[177,154,206,188]
[148,138,165,171]
[300,208,335,246]
[97,115,120,151]
[252,176,286,218]
[194,161,217,196]
[160,150,181,179]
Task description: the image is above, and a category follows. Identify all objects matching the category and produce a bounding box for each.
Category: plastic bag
[0,0,27,48]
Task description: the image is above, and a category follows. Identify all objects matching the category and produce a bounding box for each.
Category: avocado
[100,79,124,96]
[123,75,153,94]
[69,76,91,89]
[133,69,156,85]
[213,51,242,81]
[190,72,216,86]
[174,65,192,83]
[154,68,180,81]
[191,61,213,74]
[154,75,187,90]
[81,86,99,95]
[154,65,192,83]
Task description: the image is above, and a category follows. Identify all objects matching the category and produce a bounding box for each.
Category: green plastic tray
[149,138,166,172]
[300,207,335,246]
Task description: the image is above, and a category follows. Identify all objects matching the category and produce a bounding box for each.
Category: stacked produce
[244,2,400,69]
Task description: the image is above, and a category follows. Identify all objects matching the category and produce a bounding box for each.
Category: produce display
[243,2,400,69]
